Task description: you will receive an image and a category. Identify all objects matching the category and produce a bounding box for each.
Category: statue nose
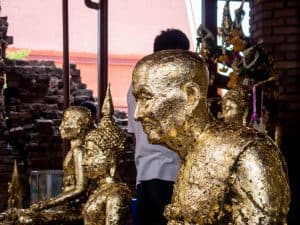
[134,103,144,122]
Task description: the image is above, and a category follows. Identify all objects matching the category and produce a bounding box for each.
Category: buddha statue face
[132,50,208,144]
[223,98,240,121]
[59,106,92,140]
[83,130,114,179]
[84,141,109,179]
[133,75,187,143]
[133,57,188,143]
[222,90,247,124]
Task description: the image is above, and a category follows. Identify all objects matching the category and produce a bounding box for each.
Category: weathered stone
[35,119,54,135]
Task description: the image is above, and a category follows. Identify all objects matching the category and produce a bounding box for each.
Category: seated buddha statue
[82,85,132,225]
[0,106,94,225]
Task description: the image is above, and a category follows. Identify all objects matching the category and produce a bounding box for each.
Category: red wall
[2,0,193,110]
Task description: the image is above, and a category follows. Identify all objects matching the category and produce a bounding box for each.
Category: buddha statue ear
[182,81,200,115]
[109,161,116,178]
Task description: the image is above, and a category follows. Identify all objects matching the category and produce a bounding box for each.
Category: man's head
[132,50,209,144]
[153,29,190,52]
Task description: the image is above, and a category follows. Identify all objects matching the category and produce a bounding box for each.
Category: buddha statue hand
[0,212,6,222]
[31,200,48,211]
[18,214,34,225]
[0,208,22,225]
[164,204,183,221]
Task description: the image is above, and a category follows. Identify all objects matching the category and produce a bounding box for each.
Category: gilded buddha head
[83,86,126,180]
[132,50,209,146]
[222,89,249,125]
[59,106,92,140]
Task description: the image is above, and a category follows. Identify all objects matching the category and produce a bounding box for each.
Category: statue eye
[139,92,153,101]
[137,87,153,101]
[142,96,152,101]
[225,106,232,111]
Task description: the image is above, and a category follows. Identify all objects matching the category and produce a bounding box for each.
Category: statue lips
[141,119,158,135]
[142,123,153,133]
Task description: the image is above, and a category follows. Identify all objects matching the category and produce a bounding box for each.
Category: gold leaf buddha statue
[0,106,93,225]
[82,85,132,225]
[132,49,290,225]
[8,160,23,209]
[222,89,249,126]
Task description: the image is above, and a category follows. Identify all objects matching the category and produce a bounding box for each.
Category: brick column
[251,1,300,224]
[0,15,15,211]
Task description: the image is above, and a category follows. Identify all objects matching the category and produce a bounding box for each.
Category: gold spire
[101,83,114,116]
[221,0,233,44]
[8,160,23,208]
[223,0,233,29]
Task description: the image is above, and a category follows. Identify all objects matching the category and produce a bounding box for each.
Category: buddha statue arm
[32,147,87,210]
[61,150,75,191]
[164,204,183,225]
[164,175,184,225]
[231,145,290,225]
[105,193,129,225]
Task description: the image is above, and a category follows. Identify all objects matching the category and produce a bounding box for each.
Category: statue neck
[70,138,84,148]
[70,128,89,148]
[164,112,210,159]
[97,165,119,185]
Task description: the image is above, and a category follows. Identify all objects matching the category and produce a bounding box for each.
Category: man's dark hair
[153,28,190,52]
[80,101,97,117]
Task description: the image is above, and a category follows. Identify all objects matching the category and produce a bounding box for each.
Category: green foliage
[6,49,31,60]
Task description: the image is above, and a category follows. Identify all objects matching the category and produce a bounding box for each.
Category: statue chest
[83,186,111,224]
[63,156,75,190]
[174,145,238,223]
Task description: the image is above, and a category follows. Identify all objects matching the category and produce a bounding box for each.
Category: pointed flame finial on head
[101,83,114,117]
[8,159,23,209]
[11,160,19,185]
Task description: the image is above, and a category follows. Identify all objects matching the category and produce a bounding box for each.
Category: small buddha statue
[82,85,132,225]
[0,106,94,225]
[222,89,249,126]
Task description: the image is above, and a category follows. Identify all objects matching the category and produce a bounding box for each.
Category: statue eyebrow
[139,87,153,96]
[133,86,153,98]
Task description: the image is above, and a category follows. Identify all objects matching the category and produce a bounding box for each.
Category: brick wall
[0,14,18,212]
[251,1,300,224]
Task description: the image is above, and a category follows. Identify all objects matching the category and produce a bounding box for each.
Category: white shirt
[127,84,180,183]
